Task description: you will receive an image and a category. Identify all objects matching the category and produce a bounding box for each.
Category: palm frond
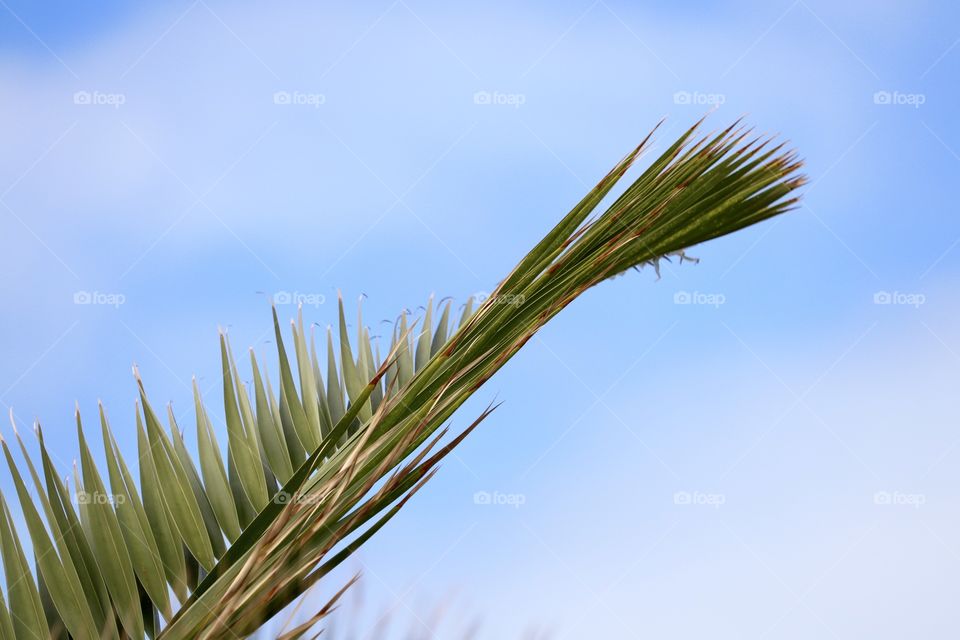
[0,118,804,639]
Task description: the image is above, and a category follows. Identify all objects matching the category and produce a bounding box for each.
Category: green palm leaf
[0,119,804,638]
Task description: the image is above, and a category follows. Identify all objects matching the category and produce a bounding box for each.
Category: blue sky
[1,0,958,637]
